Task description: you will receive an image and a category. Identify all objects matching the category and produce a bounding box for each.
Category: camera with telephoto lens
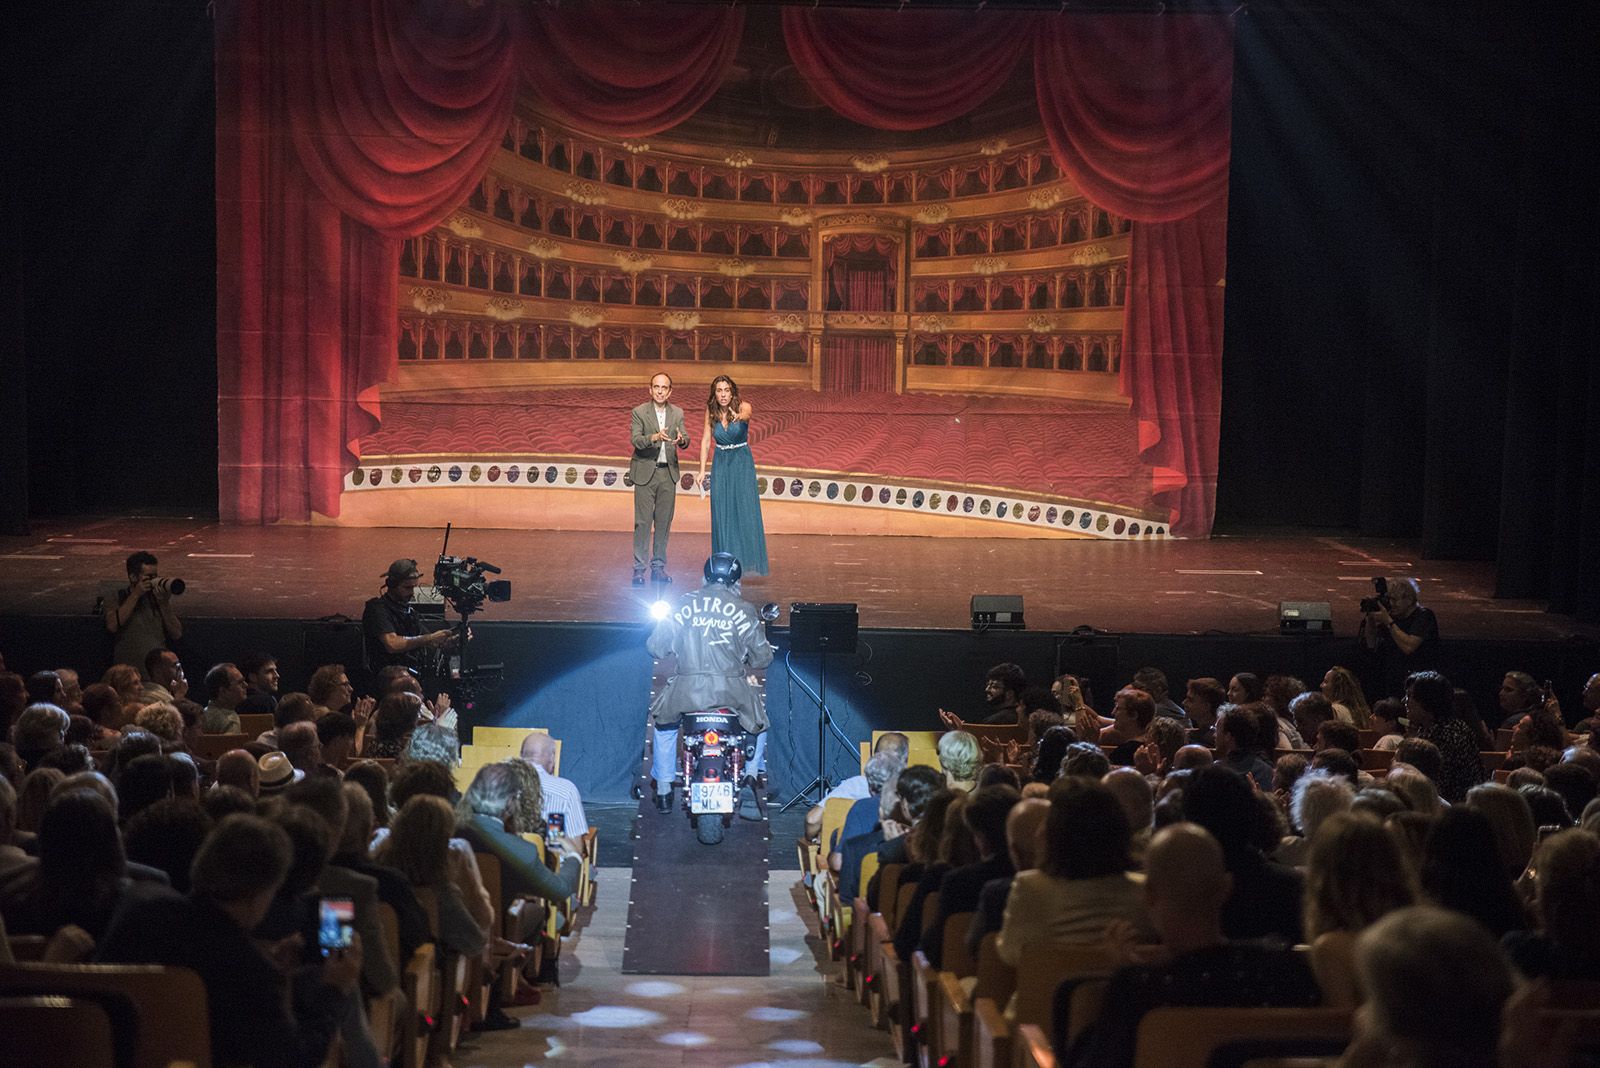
[433,554,511,615]
[1359,576,1390,615]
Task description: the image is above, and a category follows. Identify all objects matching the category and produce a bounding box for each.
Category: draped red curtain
[215,0,743,521]
[516,3,745,137]
[823,337,896,394]
[1034,14,1235,536]
[781,9,1036,131]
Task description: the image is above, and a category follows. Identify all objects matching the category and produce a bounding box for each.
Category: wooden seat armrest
[1016,1022,1057,1068]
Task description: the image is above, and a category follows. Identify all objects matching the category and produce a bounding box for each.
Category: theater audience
[996,777,1152,967]
[1181,677,1226,747]
[1301,812,1419,1006]
[1502,828,1600,980]
[1030,725,1077,784]
[804,732,906,842]
[936,730,981,792]
[1183,765,1304,943]
[1213,704,1273,790]
[238,652,282,714]
[1099,687,1156,765]
[123,797,210,893]
[377,795,487,959]
[457,762,580,910]
[1463,783,1537,884]
[1420,806,1528,938]
[1054,673,1109,741]
[1129,667,1190,725]
[201,662,248,733]
[920,784,1018,968]
[1064,823,1319,1068]
[1343,905,1514,1068]
[1369,697,1406,751]
[1404,670,1485,803]
[893,790,976,961]
[1277,770,1354,867]
[1320,666,1370,727]
[364,692,422,759]
[968,796,1049,960]
[99,813,355,1068]
[1,789,175,942]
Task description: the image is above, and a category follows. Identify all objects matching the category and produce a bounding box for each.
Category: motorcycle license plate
[690,781,735,814]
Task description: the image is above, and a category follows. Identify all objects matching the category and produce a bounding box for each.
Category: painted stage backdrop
[216,1,1233,539]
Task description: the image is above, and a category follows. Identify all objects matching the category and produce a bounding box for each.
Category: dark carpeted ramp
[620,760,771,975]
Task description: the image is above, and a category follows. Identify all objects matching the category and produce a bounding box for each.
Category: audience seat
[972,942,1118,1068]
[192,732,249,759]
[935,932,1011,1068]
[378,901,437,1068]
[236,712,274,736]
[1357,748,1394,772]
[0,961,210,1068]
[1130,1006,1352,1068]
[0,995,118,1068]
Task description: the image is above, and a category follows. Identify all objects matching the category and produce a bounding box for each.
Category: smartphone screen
[318,896,355,957]
[546,812,565,848]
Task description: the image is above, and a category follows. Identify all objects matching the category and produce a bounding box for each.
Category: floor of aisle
[458,868,900,1067]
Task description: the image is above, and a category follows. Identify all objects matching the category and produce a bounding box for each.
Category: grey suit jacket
[629,401,689,484]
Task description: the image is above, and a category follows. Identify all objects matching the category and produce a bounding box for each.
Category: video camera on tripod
[433,554,511,615]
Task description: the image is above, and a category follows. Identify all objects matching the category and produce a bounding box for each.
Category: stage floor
[0,516,1589,640]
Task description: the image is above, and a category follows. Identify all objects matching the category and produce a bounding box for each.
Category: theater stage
[0,515,1588,641]
[3,518,1594,804]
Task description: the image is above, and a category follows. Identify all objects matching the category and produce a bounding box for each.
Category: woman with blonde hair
[937,730,982,792]
[1319,666,1370,727]
[1303,811,1419,1006]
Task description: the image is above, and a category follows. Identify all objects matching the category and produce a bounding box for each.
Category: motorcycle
[678,708,756,845]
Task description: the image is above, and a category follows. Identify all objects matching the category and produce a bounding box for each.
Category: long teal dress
[710,418,769,575]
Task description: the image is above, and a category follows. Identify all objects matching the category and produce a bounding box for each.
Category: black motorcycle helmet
[704,552,742,586]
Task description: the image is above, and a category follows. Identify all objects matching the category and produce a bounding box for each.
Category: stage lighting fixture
[971,594,1025,631]
[1279,601,1333,634]
[649,600,672,621]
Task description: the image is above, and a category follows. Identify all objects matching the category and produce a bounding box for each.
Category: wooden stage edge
[0,516,1592,642]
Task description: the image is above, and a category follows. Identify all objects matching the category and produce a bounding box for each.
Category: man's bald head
[1145,823,1231,917]
[520,732,556,772]
[215,749,260,798]
[1005,797,1050,871]
[874,732,910,766]
[1102,767,1154,833]
[1173,745,1214,770]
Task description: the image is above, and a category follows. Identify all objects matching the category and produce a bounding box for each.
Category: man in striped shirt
[520,731,588,836]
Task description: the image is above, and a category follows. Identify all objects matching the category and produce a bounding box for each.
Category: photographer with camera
[1358,576,1439,697]
[105,550,183,669]
[362,559,455,688]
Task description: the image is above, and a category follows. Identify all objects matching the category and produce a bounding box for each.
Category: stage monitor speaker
[971,594,1025,631]
[789,602,859,655]
[1279,601,1333,634]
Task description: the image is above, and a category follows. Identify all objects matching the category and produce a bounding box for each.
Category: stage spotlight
[649,599,672,621]
[971,594,1025,631]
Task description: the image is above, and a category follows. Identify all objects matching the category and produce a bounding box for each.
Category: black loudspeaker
[1279,601,1333,634]
[971,594,1025,631]
[789,602,859,655]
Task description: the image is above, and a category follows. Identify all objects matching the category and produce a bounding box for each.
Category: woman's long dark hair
[706,374,741,424]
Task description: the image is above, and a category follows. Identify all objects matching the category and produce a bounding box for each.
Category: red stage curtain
[216,0,517,522]
[1035,14,1235,536]
[781,9,1036,131]
[823,336,895,394]
[825,235,897,311]
[517,2,744,137]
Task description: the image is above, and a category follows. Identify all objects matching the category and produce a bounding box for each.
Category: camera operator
[105,551,183,669]
[1358,576,1439,697]
[362,559,454,688]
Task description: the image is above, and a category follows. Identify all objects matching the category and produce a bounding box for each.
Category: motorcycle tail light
[705,730,719,746]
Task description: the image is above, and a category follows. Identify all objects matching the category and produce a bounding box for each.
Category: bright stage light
[649,599,671,620]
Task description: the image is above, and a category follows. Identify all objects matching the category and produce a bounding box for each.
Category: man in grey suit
[629,372,691,586]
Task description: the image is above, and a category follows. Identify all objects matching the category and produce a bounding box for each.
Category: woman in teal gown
[699,374,769,575]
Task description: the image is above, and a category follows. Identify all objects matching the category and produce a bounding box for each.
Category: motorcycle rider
[646,552,774,813]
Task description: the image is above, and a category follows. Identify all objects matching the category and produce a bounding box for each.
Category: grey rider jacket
[647,581,775,733]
